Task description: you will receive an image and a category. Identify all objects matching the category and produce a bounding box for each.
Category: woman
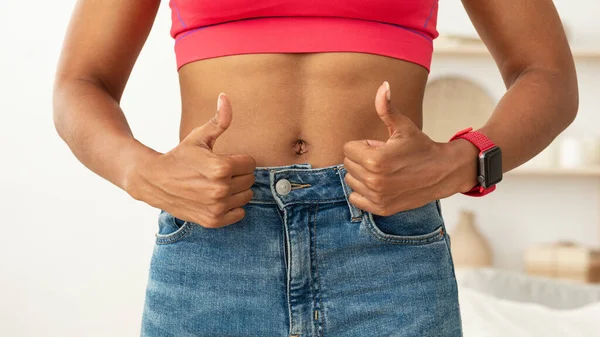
[53,0,578,336]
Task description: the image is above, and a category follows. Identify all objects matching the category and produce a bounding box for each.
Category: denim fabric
[141,163,462,337]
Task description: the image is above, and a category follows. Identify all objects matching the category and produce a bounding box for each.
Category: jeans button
[275,179,291,195]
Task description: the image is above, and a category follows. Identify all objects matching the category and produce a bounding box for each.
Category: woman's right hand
[125,93,257,228]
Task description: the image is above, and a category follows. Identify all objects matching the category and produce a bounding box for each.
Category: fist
[126,93,257,228]
[342,81,450,216]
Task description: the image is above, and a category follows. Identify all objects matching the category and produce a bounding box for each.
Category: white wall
[1,1,599,336]
[434,0,600,271]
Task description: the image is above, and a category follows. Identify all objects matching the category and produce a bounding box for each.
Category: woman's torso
[178,52,429,168]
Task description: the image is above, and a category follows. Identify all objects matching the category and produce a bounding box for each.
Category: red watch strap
[449,127,498,197]
[459,132,495,152]
[464,184,496,197]
[449,127,495,152]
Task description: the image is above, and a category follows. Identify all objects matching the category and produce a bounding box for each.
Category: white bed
[456,268,600,337]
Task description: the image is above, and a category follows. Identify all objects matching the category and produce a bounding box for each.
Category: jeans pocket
[362,200,446,245]
[155,210,194,245]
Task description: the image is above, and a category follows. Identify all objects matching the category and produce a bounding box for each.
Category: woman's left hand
[342,81,477,216]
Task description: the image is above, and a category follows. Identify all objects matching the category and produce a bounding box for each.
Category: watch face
[480,147,503,187]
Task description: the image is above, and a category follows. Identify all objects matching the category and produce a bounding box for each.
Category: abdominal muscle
[177,52,429,168]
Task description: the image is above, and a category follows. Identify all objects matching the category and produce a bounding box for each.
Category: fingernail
[383,81,391,101]
[216,93,224,117]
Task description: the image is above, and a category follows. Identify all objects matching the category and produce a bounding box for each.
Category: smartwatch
[449,127,503,197]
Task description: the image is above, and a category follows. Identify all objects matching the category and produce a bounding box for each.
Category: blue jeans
[141,163,462,336]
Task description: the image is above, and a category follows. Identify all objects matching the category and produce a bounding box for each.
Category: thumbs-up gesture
[126,93,257,228]
[342,81,470,216]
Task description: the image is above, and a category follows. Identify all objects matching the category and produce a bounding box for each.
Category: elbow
[558,68,579,132]
[52,78,74,143]
[549,54,579,132]
[566,78,579,126]
[504,56,579,134]
[526,64,579,134]
[52,82,66,140]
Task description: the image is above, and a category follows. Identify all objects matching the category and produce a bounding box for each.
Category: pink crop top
[169,0,439,71]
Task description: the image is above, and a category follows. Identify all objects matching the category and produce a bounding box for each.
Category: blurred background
[1,1,599,336]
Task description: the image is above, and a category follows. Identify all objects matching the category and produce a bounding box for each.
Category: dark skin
[53,0,577,226]
[344,0,579,215]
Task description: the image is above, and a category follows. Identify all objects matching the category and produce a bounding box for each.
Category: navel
[293,139,310,155]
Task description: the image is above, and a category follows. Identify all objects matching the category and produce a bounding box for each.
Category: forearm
[444,66,578,193]
[480,67,578,171]
[53,78,161,192]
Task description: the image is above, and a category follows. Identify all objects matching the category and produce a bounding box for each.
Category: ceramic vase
[450,210,493,268]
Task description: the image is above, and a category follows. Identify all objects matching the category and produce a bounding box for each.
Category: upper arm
[54,0,161,101]
[460,0,576,87]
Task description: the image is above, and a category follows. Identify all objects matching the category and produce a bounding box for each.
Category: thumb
[375,81,415,141]
[184,93,233,151]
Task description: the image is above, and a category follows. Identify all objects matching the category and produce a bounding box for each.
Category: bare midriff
[178,52,429,168]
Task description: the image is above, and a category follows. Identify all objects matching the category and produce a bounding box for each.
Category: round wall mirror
[422,76,496,142]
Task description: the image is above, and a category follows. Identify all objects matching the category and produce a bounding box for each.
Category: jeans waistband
[248,163,364,222]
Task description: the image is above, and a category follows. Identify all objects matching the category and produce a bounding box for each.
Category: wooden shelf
[433,44,600,59]
[508,166,600,177]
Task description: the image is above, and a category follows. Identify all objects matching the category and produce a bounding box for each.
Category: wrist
[442,138,480,195]
[120,138,162,198]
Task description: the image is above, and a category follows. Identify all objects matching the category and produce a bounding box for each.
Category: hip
[141,162,462,336]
